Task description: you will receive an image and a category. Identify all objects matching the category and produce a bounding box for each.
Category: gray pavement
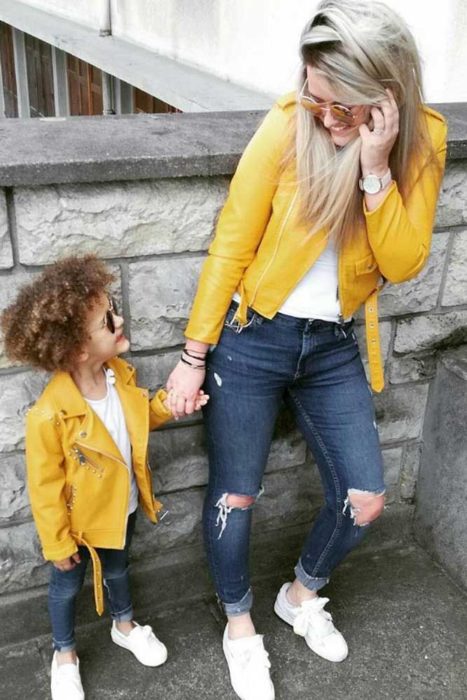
[1,531,466,700]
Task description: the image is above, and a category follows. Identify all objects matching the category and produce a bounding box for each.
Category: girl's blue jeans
[48,511,137,652]
[202,303,385,616]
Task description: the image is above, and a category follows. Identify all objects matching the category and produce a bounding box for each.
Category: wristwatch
[359,169,392,194]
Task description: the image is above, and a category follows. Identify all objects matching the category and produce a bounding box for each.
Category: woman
[167,1,447,698]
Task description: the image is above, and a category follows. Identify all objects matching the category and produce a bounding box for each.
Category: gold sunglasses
[299,83,358,126]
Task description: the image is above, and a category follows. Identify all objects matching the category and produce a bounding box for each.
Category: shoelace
[132,624,155,641]
[293,597,335,639]
[236,640,271,672]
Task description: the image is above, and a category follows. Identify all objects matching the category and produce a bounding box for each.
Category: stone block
[129,257,204,350]
[0,371,49,453]
[0,453,30,523]
[435,162,467,228]
[387,353,438,384]
[15,178,228,264]
[0,520,47,593]
[394,311,467,355]
[441,229,467,306]
[414,348,467,589]
[0,190,13,269]
[374,384,429,444]
[130,352,179,391]
[378,233,448,316]
[382,446,403,503]
[400,442,422,502]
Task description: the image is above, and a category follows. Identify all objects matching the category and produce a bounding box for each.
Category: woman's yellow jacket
[185,92,448,391]
[25,356,172,614]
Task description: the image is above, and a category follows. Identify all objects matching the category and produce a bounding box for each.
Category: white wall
[17,0,467,102]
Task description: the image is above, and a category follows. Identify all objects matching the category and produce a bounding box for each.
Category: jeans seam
[288,390,344,577]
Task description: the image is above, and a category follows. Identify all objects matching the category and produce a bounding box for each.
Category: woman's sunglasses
[299,83,357,125]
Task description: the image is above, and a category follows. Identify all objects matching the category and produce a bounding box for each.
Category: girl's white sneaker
[50,652,85,700]
[222,625,275,700]
[274,582,348,662]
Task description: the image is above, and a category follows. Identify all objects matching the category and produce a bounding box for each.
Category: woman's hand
[166,360,207,419]
[359,89,399,177]
[53,552,81,572]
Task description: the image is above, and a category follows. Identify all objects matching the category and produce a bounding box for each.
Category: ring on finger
[373,128,384,135]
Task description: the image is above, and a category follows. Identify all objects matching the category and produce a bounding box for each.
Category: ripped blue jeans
[202,303,385,616]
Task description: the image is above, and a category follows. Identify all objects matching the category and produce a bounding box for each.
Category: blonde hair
[290,0,435,248]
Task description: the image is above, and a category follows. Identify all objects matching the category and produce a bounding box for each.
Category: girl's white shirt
[84,368,139,515]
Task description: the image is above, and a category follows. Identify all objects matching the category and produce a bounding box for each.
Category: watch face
[363,174,381,194]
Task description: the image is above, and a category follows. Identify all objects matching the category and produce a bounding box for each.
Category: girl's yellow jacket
[25,356,172,614]
[185,93,448,392]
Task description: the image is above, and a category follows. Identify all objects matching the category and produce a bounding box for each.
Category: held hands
[53,552,81,572]
[166,352,209,419]
[359,89,399,176]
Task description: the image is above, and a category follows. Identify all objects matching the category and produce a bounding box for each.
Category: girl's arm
[25,407,78,562]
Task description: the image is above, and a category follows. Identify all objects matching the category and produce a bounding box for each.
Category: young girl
[1,255,208,700]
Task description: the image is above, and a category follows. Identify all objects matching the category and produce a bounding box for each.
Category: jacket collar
[46,357,136,419]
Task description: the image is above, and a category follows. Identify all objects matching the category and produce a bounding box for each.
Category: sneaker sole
[274,596,348,663]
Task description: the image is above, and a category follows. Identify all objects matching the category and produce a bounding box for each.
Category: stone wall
[0,108,466,595]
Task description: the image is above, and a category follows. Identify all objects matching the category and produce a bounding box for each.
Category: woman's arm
[185,100,292,345]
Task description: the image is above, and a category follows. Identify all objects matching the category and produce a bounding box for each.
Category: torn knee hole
[343,489,385,526]
[215,492,258,540]
[225,494,255,508]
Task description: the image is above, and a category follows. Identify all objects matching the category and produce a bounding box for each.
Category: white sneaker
[222,625,275,700]
[274,582,348,662]
[111,621,168,667]
[50,652,85,700]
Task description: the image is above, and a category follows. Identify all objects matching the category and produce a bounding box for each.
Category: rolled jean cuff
[110,604,133,623]
[53,640,76,653]
[295,559,329,592]
[223,587,253,616]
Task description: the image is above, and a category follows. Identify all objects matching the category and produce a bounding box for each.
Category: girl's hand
[359,89,399,176]
[166,360,206,419]
[193,390,209,411]
[53,552,81,572]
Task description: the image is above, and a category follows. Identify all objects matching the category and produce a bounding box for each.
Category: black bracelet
[183,348,207,360]
[180,354,206,370]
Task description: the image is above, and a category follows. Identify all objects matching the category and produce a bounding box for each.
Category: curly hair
[1,255,115,372]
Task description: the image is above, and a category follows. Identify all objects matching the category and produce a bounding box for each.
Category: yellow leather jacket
[25,357,172,614]
[185,93,447,391]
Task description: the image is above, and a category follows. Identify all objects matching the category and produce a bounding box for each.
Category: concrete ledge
[0,103,466,187]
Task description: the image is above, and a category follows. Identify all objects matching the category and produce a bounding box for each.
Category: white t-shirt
[279,238,341,320]
[84,368,139,515]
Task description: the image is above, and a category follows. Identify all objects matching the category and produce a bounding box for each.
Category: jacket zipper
[75,442,130,547]
[250,189,299,308]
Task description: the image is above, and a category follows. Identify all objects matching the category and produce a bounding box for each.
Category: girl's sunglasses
[299,83,357,125]
[89,296,119,335]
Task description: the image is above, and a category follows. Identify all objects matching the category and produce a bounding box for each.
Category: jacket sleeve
[185,101,291,344]
[364,116,448,283]
[25,408,78,561]
[149,389,173,430]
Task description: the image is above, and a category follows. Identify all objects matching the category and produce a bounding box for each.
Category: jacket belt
[365,289,384,393]
[75,532,104,616]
